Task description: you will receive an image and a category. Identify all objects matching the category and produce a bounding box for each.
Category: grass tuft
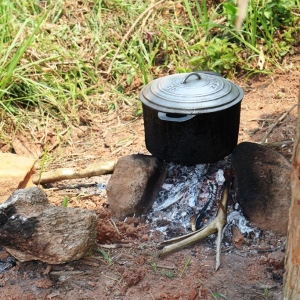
[0,0,299,150]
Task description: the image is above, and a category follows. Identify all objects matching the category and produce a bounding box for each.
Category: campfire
[147,160,228,237]
[146,157,261,269]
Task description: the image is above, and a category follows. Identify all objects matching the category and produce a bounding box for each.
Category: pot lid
[139,72,244,114]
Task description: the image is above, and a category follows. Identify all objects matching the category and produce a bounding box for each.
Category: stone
[231,225,246,250]
[231,142,291,235]
[0,187,97,264]
[267,250,285,269]
[106,154,166,219]
[0,153,36,204]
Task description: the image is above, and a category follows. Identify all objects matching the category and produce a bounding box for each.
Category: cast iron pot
[139,72,244,165]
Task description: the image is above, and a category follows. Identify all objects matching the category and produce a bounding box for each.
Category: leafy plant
[188,0,300,74]
[231,0,298,59]
[189,37,242,74]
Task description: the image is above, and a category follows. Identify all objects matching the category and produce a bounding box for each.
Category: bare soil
[0,57,299,300]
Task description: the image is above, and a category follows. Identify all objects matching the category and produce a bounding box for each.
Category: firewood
[158,180,229,271]
[33,160,117,184]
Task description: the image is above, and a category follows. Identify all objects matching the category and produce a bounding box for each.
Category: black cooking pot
[139,72,244,165]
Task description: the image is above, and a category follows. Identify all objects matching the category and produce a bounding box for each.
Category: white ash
[147,159,260,241]
[224,205,262,238]
[147,160,229,239]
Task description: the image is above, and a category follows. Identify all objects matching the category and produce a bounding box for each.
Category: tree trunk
[283,89,300,299]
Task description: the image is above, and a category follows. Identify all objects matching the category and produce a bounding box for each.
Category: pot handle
[158,112,196,122]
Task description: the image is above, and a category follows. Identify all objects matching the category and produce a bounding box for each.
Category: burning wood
[147,161,229,237]
[147,160,259,270]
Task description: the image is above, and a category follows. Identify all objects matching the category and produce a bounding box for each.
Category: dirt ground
[0,55,300,300]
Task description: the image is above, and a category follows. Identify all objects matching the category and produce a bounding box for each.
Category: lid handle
[182,72,202,84]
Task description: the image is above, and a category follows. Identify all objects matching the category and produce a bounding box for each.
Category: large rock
[231,142,291,235]
[0,153,36,203]
[0,187,97,264]
[107,154,166,219]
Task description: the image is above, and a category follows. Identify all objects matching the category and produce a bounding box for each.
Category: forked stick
[158,181,229,270]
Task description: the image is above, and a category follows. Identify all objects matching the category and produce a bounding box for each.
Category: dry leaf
[12,136,42,158]
[257,46,265,70]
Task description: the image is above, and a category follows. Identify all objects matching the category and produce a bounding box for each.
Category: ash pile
[146,157,260,241]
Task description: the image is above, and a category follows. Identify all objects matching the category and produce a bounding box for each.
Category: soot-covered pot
[139,71,244,165]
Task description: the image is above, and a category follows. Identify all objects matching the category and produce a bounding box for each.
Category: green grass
[98,247,113,264]
[0,0,299,150]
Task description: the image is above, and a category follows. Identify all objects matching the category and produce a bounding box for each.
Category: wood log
[283,89,300,298]
[0,187,97,264]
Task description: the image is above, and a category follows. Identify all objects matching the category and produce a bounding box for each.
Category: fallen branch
[260,104,297,144]
[107,0,166,75]
[158,180,229,270]
[33,160,117,184]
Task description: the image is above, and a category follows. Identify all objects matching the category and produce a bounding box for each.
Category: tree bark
[283,89,300,299]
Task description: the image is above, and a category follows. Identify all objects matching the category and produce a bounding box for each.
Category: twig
[98,244,120,249]
[155,263,176,270]
[263,139,294,148]
[260,104,297,144]
[158,181,230,271]
[149,290,155,300]
[111,138,136,155]
[140,0,155,31]
[109,218,122,236]
[33,160,117,184]
[107,0,166,75]
[50,271,84,276]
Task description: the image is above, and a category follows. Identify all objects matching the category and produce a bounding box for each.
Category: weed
[179,256,192,278]
[138,243,147,250]
[189,37,242,74]
[98,248,112,264]
[150,261,158,272]
[163,270,176,279]
[211,292,229,299]
[149,260,176,279]
[62,197,69,207]
[263,287,271,297]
